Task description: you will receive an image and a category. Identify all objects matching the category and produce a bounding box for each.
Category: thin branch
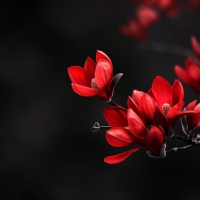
[170,134,191,142]
[106,99,120,106]
[166,144,193,153]
[90,122,111,132]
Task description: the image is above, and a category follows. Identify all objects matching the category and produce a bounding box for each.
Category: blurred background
[1,0,200,199]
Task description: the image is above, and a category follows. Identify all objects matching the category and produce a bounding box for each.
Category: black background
[1,0,200,199]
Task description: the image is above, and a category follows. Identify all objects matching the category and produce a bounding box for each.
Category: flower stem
[107,99,120,106]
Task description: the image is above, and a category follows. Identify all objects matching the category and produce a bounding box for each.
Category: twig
[166,144,192,153]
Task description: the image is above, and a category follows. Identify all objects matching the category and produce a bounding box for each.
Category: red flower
[183,100,200,133]
[120,6,159,41]
[68,51,122,100]
[191,36,200,61]
[147,76,195,132]
[174,58,200,94]
[103,107,166,164]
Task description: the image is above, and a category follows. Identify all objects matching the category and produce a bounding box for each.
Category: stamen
[162,103,171,117]
[91,78,100,90]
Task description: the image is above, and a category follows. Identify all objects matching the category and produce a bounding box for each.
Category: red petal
[68,66,88,86]
[177,110,197,118]
[137,6,159,29]
[139,93,156,121]
[171,79,184,106]
[103,106,128,127]
[194,103,200,111]
[185,58,200,83]
[104,147,141,164]
[158,0,173,9]
[96,50,112,65]
[158,125,165,143]
[106,128,134,147]
[148,126,164,156]
[127,96,145,123]
[153,106,167,131]
[152,76,172,111]
[192,111,200,127]
[127,108,147,140]
[186,100,197,110]
[95,59,113,89]
[175,110,198,129]
[132,90,145,106]
[147,88,155,99]
[71,83,99,97]
[174,65,192,87]
[119,20,147,41]
[166,101,184,120]
[191,36,200,60]
[84,57,96,84]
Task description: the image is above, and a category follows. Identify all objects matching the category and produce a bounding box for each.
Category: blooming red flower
[103,107,166,164]
[120,6,159,40]
[146,76,196,133]
[174,58,200,94]
[191,36,200,61]
[68,51,122,100]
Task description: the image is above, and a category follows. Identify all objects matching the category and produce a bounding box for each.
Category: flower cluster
[94,1,200,41]
[118,1,200,40]
[68,50,200,164]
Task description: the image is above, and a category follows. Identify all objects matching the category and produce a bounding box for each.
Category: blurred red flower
[120,6,159,40]
[174,58,200,94]
[129,0,180,17]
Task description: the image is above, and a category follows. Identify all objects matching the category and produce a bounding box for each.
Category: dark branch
[166,144,193,153]
[90,122,111,132]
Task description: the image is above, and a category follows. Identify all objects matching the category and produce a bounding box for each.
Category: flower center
[162,103,171,117]
[91,78,100,90]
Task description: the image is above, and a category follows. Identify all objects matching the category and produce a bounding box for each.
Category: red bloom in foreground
[68,51,121,100]
[103,107,165,164]
[174,58,200,94]
[120,6,159,40]
[191,36,200,61]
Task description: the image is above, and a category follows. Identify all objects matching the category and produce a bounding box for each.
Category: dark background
[1,0,200,199]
